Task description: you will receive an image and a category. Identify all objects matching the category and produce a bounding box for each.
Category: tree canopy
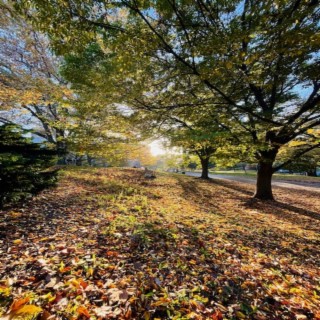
[8,0,320,199]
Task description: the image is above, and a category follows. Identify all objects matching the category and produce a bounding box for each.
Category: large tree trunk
[200,157,210,179]
[254,161,274,200]
[306,168,317,176]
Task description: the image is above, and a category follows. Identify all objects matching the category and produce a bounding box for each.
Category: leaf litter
[0,167,319,319]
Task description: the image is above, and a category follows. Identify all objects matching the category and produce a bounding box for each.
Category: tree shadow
[175,176,221,211]
[244,198,320,222]
[203,178,320,226]
[207,178,254,196]
[175,176,204,198]
[174,176,320,267]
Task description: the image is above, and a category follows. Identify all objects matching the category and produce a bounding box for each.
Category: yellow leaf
[39,237,50,242]
[235,311,246,319]
[41,292,56,302]
[225,61,233,69]
[87,267,94,277]
[143,312,151,320]
[13,239,22,245]
[13,305,42,317]
[10,212,22,218]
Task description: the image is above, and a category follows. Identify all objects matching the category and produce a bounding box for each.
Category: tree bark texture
[200,157,210,179]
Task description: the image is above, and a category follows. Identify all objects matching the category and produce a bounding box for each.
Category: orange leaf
[79,279,88,289]
[10,297,30,312]
[77,306,90,318]
[60,266,72,273]
[212,310,223,320]
[125,308,132,319]
[106,251,118,257]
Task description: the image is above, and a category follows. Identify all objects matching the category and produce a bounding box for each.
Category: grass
[209,170,320,183]
[0,167,319,320]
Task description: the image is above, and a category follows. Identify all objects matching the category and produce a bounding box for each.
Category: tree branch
[273,142,320,172]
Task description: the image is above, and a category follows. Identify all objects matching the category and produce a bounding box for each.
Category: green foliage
[12,0,320,198]
[61,43,113,90]
[278,148,320,176]
[0,124,58,207]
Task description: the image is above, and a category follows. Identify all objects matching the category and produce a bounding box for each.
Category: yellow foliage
[13,305,42,317]
[0,304,42,320]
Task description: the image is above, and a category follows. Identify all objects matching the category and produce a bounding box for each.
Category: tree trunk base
[253,192,274,201]
[254,160,275,200]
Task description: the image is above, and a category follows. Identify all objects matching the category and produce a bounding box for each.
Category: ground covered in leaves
[0,167,319,320]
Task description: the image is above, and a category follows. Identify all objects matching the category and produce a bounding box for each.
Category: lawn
[0,167,319,320]
[208,171,320,184]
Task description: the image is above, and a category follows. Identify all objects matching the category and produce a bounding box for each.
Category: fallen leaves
[106,288,129,304]
[77,306,90,318]
[13,304,42,316]
[0,167,319,319]
[0,297,42,320]
[10,297,30,312]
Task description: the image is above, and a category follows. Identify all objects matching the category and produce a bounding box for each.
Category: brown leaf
[39,310,52,320]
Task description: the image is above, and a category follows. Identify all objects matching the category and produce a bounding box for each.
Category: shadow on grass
[175,176,222,211]
[244,198,320,222]
[223,224,320,267]
[174,176,320,267]
[207,178,254,196]
[203,177,320,224]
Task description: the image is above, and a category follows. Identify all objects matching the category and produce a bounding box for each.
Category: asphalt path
[185,171,320,193]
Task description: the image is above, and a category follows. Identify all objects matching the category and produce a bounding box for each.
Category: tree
[164,123,220,179]
[0,124,58,207]
[0,2,71,155]
[187,159,198,171]
[286,150,319,176]
[15,0,320,199]
[277,133,320,176]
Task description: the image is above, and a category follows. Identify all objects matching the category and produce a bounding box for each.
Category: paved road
[185,172,320,193]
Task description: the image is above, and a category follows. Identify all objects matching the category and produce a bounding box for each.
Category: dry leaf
[10,298,30,312]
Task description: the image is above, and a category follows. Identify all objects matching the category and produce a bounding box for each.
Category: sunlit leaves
[11,0,320,199]
[0,297,42,320]
[1,167,319,319]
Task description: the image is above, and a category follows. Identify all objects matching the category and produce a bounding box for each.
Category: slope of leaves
[0,167,319,320]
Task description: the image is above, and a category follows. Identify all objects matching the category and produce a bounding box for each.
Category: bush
[0,124,58,207]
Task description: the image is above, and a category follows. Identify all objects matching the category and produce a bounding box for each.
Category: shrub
[0,124,58,207]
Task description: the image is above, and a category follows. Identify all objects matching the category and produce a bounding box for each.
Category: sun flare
[149,141,166,156]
